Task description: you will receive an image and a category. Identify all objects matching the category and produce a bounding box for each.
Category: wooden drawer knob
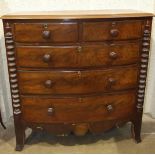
[42,30,51,39]
[43,54,51,63]
[109,51,117,59]
[106,104,114,112]
[44,80,54,88]
[110,29,119,37]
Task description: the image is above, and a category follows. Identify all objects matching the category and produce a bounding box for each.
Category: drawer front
[18,65,138,95]
[16,41,140,69]
[21,91,136,123]
[83,20,142,41]
[14,23,78,43]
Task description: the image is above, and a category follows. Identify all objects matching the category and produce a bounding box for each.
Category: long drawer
[14,22,78,43]
[21,91,136,123]
[82,20,142,41]
[18,65,139,95]
[16,41,140,69]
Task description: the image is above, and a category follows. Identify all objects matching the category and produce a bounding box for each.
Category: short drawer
[21,91,136,123]
[18,65,138,95]
[14,22,78,43]
[16,41,140,69]
[83,20,142,41]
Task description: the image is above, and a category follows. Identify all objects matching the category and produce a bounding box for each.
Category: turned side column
[132,18,152,143]
[3,20,25,151]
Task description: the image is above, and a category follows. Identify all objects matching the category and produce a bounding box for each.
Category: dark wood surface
[22,91,136,123]
[16,41,140,69]
[18,65,138,95]
[14,23,78,43]
[82,20,142,41]
[2,12,153,151]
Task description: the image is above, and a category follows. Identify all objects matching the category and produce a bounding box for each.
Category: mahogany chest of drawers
[1,10,153,151]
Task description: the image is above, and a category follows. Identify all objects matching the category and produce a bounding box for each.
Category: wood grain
[21,91,136,123]
[16,41,140,69]
[83,20,142,41]
[18,65,139,95]
[14,22,78,43]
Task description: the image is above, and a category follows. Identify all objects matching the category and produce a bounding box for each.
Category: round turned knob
[43,54,51,63]
[109,51,117,59]
[44,80,54,88]
[106,104,113,112]
[110,29,119,37]
[47,107,54,115]
[42,30,51,39]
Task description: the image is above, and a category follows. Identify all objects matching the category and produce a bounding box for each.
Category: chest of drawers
[1,10,153,151]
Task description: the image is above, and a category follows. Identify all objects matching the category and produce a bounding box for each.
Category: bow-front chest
[1,10,153,151]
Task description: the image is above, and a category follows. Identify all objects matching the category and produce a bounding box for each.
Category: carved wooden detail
[136,19,152,112]
[4,22,21,115]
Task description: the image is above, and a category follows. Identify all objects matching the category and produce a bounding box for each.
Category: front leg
[14,115,25,151]
[131,121,141,143]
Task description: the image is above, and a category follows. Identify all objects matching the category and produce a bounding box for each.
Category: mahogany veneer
[1,10,153,151]
[16,41,140,68]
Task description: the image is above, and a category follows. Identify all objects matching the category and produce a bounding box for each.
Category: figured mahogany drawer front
[83,20,142,41]
[16,41,140,69]
[21,91,136,123]
[18,65,138,95]
[14,22,78,43]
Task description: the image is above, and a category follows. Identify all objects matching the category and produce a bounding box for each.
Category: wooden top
[1,10,153,19]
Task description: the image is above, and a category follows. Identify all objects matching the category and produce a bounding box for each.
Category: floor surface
[0,114,155,153]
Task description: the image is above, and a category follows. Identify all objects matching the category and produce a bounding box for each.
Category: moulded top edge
[1,10,154,20]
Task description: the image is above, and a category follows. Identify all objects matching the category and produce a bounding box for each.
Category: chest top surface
[1,10,153,19]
